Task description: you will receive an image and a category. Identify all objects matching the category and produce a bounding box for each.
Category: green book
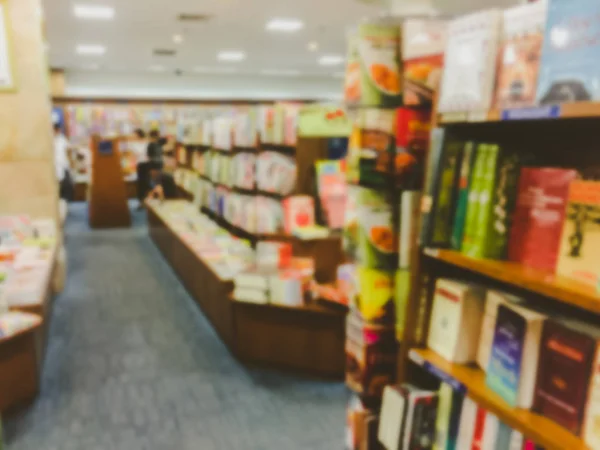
[420,128,446,247]
[450,142,476,250]
[394,268,411,340]
[433,383,453,450]
[469,145,501,259]
[431,140,464,247]
[461,145,489,256]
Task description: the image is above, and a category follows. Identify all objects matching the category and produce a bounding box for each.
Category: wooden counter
[147,205,346,378]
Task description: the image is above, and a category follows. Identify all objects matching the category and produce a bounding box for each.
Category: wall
[62,71,344,102]
[0,0,58,220]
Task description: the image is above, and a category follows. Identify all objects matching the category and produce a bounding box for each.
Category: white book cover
[427,279,485,364]
[233,287,268,304]
[481,412,499,450]
[378,385,407,450]
[234,271,270,291]
[455,397,477,450]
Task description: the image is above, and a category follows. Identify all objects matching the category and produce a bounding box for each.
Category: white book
[455,397,477,450]
[481,412,499,450]
[427,279,485,364]
[378,385,406,450]
[399,191,421,269]
[233,287,268,304]
[234,271,270,291]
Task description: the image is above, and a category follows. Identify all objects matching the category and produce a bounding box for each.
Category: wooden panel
[292,237,343,284]
[0,331,40,413]
[88,137,131,228]
[410,348,587,450]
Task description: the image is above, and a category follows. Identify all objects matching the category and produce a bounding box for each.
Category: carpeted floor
[4,203,347,450]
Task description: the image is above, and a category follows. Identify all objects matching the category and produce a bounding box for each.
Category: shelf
[256,189,289,200]
[423,248,600,315]
[438,101,600,125]
[409,348,587,450]
[260,143,296,155]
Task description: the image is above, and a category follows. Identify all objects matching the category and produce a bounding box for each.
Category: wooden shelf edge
[409,348,588,450]
[423,248,600,315]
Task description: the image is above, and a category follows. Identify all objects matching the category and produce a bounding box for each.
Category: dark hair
[149,130,160,139]
[134,128,146,138]
[158,137,168,146]
[53,123,61,132]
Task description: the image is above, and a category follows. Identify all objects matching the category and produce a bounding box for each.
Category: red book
[533,318,600,435]
[508,168,578,272]
[470,406,487,450]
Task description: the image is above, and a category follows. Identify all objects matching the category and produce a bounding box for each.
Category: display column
[0,0,58,221]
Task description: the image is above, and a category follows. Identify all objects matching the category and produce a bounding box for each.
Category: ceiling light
[217,51,246,62]
[308,41,319,52]
[149,65,167,72]
[266,18,304,32]
[76,44,106,55]
[261,69,300,76]
[173,34,184,44]
[74,4,115,20]
[319,55,344,66]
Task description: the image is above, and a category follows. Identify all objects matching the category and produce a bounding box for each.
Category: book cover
[556,181,600,288]
[508,168,578,272]
[427,279,485,364]
[399,191,421,269]
[534,318,600,435]
[487,303,546,408]
[461,145,489,255]
[395,108,432,190]
[378,385,408,449]
[455,397,478,450]
[494,422,512,450]
[431,141,464,247]
[394,269,411,341]
[446,389,464,450]
[451,142,476,251]
[405,391,438,450]
[420,128,446,247]
[357,108,398,188]
[537,0,600,104]
[493,1,547,109]
[433,383,454,450]
[470,406,487,450]
[481,412,499,450]
[356,266,395,325]
[233,287,269,304]
[282,196,315,234]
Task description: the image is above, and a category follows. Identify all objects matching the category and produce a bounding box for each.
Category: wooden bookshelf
[423,248,600,315]
[438,101,600,124]
[409,348,588,450]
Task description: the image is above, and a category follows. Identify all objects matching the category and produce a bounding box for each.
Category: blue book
[495,422,512,450]
[537,0,600,104]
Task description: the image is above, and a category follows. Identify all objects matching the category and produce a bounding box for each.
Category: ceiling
[43,0,519,79]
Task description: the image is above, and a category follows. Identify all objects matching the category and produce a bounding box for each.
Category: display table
[146,203,346,378]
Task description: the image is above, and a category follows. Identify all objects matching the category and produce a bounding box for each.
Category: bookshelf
[409,348,587,450]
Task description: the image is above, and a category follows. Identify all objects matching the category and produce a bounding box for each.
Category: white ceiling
[42,0,519,78]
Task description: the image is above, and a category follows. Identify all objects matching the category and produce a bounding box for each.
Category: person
[147,130,164,166]
[53,123,74,201]
[137,129,164,208]
[146,151,177,202]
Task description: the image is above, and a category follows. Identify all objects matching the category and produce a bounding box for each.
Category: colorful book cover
[357,108,397,188]
[461,145,489,255]
[494,1,547,109]
[420,128,446,247]
[356,266,395,325]
[451,142,476,250]
[395,108,432,189]
[534,318,599,434]
[508,168,578,272]
[344,33,362,105]
[406,393,439,450]
[357,20,403,107]
[487,305,526,407]
[431,141,464,247]
[469,145,500,259]
[556,181,600,288]
[537,0,600,104]
[395,269,411,340]
[282,196,315,234]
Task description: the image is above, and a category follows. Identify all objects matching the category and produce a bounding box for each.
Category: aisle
[4,203,347,450]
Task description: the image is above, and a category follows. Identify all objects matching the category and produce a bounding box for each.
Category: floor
[4,203,347,450]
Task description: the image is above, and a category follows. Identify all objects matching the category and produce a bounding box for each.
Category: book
[450,142,477,251]
[494,422,512,450]
[394,269,411,341]
[446,388,464,450]
[234,270,270,291]
[399,191,421,269]
[508,168,578,272]
[470,406,487,450]
[427,279,485,364]
[537,0,600,104]
[269,273,304,307]
[395,108,432,189]
[420,128,446,247]
[487,303,547,408]
[356,266,395,325]
[455,397,478,450]
[438,10,503,113]
[430,140,464,247]
[477,290,523,372]
[282,196,315,234]
[493,1,547,109]
[556,181,600,288]
[233,287,268,304]
[460,145,488,255]
[433,383,454,450]
[533,317,600,437]
[480,412,499,450]
[378,385,407,449]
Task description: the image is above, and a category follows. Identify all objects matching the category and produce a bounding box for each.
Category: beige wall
[49,69,65,97]
[0,0,58,220]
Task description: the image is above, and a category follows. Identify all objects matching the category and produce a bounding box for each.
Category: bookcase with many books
[378,1,600,450]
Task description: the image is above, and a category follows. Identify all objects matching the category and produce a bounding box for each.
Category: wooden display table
[147,205,346,378]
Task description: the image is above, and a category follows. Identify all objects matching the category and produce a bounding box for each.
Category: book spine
[399,191,421,269]
[451,141,476,251]
[470,145,500,259]
[419,128,446,247]
[456,397,477,450]
[447,390,464,450]
[583,344,600,449]
[470,406,487,450]
[433,383,454,450]
[461,145,488,256]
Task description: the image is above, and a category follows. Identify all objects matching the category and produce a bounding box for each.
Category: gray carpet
[4,202,347,450]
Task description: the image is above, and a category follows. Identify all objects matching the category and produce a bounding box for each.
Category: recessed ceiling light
[308,41,319,52]
[266,18,304,32]
[319,55,344,66]
[149,65,167,72]
[76,44,106,55]
[217,51,246,62]
[261,69,301,77]
[74,4,114,20]
[173,34,184,44]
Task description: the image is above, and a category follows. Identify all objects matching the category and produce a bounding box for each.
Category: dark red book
[533,318,600,435]
[508,168,578,272]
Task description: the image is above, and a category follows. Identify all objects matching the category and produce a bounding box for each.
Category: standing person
[53,122,74,201]
[137,129,163,208]
[147,130,164,167]
[146,151,178,202]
